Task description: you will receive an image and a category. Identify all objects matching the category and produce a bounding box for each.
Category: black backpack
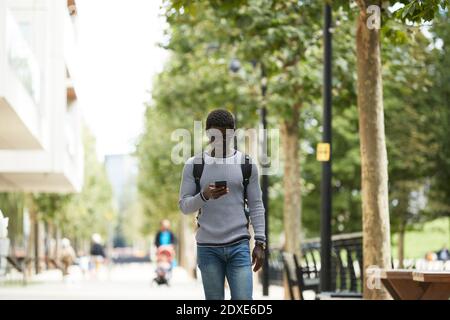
[193,153,252,228]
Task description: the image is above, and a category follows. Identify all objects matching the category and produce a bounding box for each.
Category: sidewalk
[0,263,285,300]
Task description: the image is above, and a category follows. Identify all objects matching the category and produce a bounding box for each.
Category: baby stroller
[153,245,174,286]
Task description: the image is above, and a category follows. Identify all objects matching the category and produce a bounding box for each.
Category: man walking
[179,109,266,300]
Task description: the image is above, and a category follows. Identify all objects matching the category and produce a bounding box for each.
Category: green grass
[391,217,450,260]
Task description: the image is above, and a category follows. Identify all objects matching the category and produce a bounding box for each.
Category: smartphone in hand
[214,181,227,189]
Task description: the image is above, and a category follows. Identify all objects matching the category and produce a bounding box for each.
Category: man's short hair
[206,109,235,130]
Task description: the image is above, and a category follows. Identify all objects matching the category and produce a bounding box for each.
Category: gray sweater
[178,150,266,246]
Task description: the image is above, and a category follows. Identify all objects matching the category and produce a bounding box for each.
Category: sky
[74,0,168,160]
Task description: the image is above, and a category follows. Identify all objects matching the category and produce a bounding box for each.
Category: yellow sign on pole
[316,143,330,162]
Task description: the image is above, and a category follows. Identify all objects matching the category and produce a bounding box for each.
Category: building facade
[0,0,83,193]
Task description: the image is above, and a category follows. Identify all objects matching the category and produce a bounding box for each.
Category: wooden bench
[413,271,450,300]
[46,257,65,272]
[282,252,320,300]
[381,270,450,300]
[4,255,65,285]
[279,233,364,299]
[5,255,34,284]
[316,291,363,299]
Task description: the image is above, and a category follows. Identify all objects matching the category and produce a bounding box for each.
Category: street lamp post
[320,3,333,293]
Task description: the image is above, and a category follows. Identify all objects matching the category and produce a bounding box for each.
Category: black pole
[260,64,270,296]
[234,105,238,151]
[320,3,333,293]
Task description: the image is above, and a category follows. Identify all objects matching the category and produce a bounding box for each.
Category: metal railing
[263,233,364,293]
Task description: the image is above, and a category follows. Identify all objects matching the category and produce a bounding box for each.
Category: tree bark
[396,186,409,269]
[397,225,405,269]
[29,208,41,274]
[356,0,391,300]
[44,221,49,270]
[280,104,301,299]
[26,209,35,275]
[54,225,60,260]
[178,214,196,278]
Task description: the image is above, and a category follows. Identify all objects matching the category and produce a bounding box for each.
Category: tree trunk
[178,214,196,278]
[396,186,409,269]
[47,223,54,260]
[73,234,78,255]
[28,208,41,274]
[280,104,301,299]
[55,225,60,261]
[356,0,391,300]
[44,221,49,270]
[397,225,405,269]
[26,209,35,275]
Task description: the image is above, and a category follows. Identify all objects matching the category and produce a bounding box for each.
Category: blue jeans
[197,240,253,300]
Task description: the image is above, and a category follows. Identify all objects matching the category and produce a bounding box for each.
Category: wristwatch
[255,241,266,250]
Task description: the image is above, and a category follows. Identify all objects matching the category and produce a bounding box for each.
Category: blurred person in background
[436,245,450,261]
[77,250,90,278]
[154,219,176,248]
[90,233,107,275]
[61,238,76,276]
[425,251,437,262]
[154,219,177,267]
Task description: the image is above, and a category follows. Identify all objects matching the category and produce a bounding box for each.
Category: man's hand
[202,184,229,200]
[252,243,265,272]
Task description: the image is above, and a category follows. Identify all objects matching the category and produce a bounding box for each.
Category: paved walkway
[0,263,285,300]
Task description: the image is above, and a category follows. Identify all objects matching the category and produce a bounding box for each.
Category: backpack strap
[241,154,252,228]
[193,154,205,194]
[193,153,205,228]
